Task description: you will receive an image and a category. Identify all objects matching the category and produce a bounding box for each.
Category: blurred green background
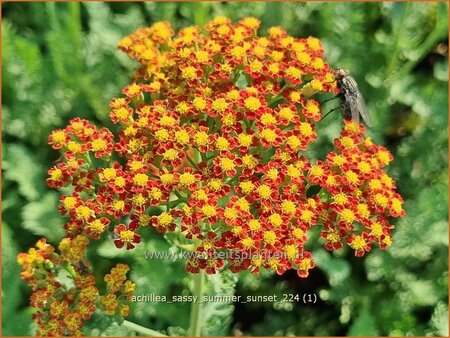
[2,2,448,336]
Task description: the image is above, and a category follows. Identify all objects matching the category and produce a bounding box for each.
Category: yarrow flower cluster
[18,236,134,336]
[23,17,405,313]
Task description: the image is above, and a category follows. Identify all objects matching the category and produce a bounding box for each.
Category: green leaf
[348,306,379,336]
[2,143,45,201]
[2,222,33,335]
[428,302,449,336]
[202,271,238,335]
[21,192,65,241]
[313,250,351,286]
[236,71,248,90]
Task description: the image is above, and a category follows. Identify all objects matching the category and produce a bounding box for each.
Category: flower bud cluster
[18,236,134,336]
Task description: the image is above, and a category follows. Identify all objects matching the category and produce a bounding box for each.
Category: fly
[73,260,90,275]
[334,69,372,127]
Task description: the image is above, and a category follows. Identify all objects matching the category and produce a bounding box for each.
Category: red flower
[114,223,141,249]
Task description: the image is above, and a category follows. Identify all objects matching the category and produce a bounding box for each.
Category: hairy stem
[188,270,206,336]
[122,320,167,337]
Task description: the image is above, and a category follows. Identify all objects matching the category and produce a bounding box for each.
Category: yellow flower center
[374,193,389,208]
[193,97,207,110]
[293,228,305,239]
[150,187,162,200]
[287,135,301,150]
[133,173,148,186]
[268,213,283,227]
[281,200,296,215]
[268,63,280,74]
[339,208,355,224]
[237,133,253,147]
[260,128,277,142]
[67,141,82,153]
[119,230,134,243]
[257,184,272,199]
[369,179,382,190]
[215,137,230,151]
[310,165,324,177]
[263,231,277,245]
[260,113,276,125]
[212,98,228,112]
[307,37,321,50]
[63,196,77,210]
[89,220,106,233]
[279,107,295,121]
[345,171,359,184]
[340,136,355,149]
[235,198,250,212]
[114,176,126,187]
[382,235,392,247]
[176,102,189,115]
[249,59,263,72]
[231,46,246,58]
[51,169,63,180]
[175,130,190,145]
[115,107,130,120]
[357,204,370,218]
[158,212,174,226]
[222,113,236,126]
[182,66,197,80]
[299,258,312,271]
[179,172,196,187]
[371,222,383,237]
[358,161,371,174]
[202,204,217,218]
[163,149,178,161]
[271,50,284,61]
[300,209,314,223]
[241,237,254,249]
[248,219,261,231]
[220,157,235,171]
[242,154,258,169]
[160,173,174,185]
[391,198,403,214]
[75,206,92,221]
[350,235,366,250]
[160,115,176,127]
[239,181,255,194]
[133,193,146,206]
[287,165,301,179]
[224,207,238,220]
[286,66,302,79]
[208,179,223,192]
[299,122,313,137]
[377,150,391,165]
[332,155,346,166]
[195,50,209,63]
[285,245,297,260]
[194,131,209,146]
[113,200,125,211]
[244,97,261,111]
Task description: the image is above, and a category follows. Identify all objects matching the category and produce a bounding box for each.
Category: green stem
[186,153,199,168]
[122,320,167,337]
[386,3,408,76]
[268,83,289,105]
[189,270,206,336]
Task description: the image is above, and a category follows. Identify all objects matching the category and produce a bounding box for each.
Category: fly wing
[355,91,372,127]
[344,90,360,124]
[343,75,372,127]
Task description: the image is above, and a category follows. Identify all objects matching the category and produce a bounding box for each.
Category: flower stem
[189,270,206,336]
[122,320,167,337]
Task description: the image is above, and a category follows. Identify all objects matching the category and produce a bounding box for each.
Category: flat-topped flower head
[39,17,404,286]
